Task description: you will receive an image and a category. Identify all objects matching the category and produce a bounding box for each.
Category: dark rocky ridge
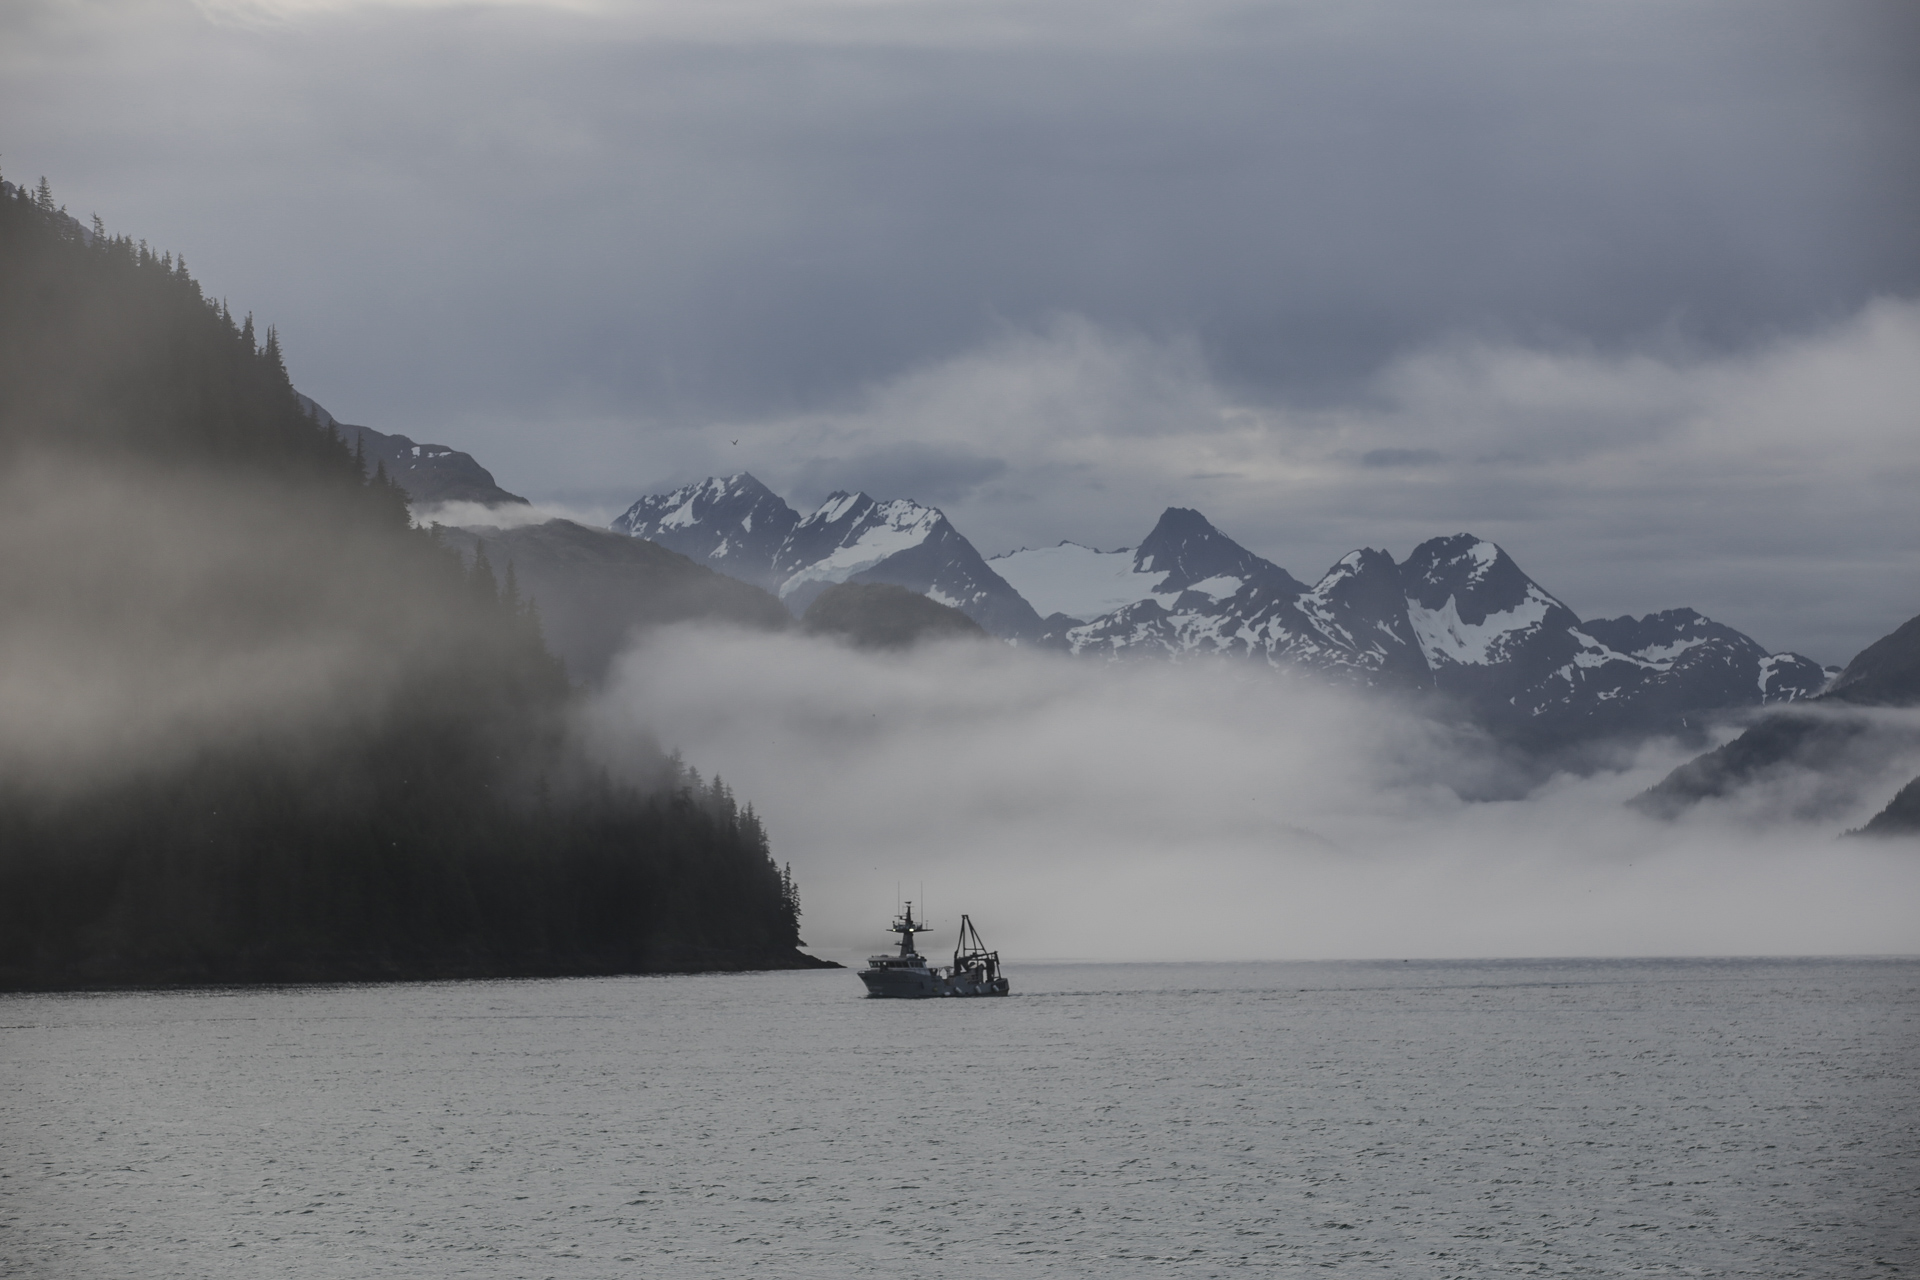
[296,395,528,508]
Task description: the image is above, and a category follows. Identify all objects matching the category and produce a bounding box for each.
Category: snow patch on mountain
[1186,575,1244,599]
[777,498,946,601]
[1632,636,1713,665]
[1407,585,1558,667]
[990,542,1177,621]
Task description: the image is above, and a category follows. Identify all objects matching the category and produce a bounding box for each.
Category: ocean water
[3,958,1916,1278]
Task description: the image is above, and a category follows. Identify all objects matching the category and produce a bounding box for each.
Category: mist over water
[594,626,1920,964]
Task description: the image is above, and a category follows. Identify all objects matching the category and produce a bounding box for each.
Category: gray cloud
[787,441,1007,510]
[5,0,1915,425]
[1360,448,1444,469]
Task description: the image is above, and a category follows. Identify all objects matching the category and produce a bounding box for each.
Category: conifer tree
[470,542,499,604]
[262,325,290,389]
[502,559,522,614]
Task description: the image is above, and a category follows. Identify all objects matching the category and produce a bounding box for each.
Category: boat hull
[859,967,1010,998]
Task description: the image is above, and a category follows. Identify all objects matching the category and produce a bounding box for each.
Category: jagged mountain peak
[1302,547,1408,616]
[612,471,801,592]
[1401,533,1573,627]
[1284,547,1430,685]
[1313,546,1398,585]
[1134,507,1306,596]
[613,471,788,531]
[1580,607,1748,660]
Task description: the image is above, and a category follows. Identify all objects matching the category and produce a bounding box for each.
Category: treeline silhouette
[0,176,819,987]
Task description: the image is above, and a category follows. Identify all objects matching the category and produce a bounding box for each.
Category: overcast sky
[4,0,1917,661]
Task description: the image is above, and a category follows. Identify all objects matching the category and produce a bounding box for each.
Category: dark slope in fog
[443,519,791,682]
[1823,614,1920,708]
[1635,610,1920,825]
[802,581,988,649]
[0,180,824,988]
[1851,777,1920,838]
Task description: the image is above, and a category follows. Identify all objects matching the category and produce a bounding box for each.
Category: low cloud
[593,625,1920,965]
[412,498,615,530]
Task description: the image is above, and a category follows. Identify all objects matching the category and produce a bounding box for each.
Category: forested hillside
[0,177,822,987]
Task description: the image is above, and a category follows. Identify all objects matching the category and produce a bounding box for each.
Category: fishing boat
[858,902,1010,998]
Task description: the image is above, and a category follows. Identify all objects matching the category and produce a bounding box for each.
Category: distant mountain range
[306,411,1845,747]
[613,472,1832,741]
[613,474,1044,638]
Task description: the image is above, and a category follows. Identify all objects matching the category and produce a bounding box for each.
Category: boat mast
[894,901,930,959]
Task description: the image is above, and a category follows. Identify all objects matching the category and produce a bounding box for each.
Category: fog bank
[0,458,443,790]
[597,626,1920,963]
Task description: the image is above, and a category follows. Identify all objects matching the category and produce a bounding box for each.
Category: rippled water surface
[4,958,1917,1278]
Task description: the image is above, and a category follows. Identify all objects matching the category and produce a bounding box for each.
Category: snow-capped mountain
[1397,536,1830,729]
[1046,512,1425,684]
[1040,514,1827,732]
[770,492,1042,636]
[992,507,1305,624]
[608,474,1829,738]
[611,473,799,593]
[612,475,1041,639]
